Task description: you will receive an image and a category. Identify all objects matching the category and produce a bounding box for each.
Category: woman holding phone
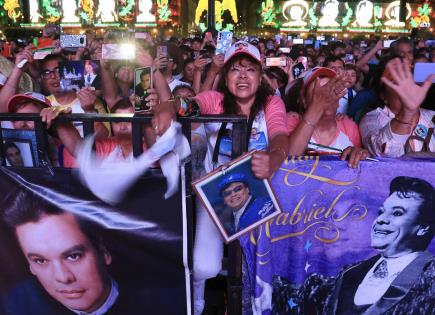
[154,41,289,315]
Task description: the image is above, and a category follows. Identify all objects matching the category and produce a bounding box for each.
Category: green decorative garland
[260,0,276,26]
[308,2,318,29]
[119,0,135,18]
[341,2,353,27]
[42,0,60,22]
[373,5,383,31]
[157,0,172,22]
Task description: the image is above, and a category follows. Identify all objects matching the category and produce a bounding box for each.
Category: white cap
[224,41,261,65]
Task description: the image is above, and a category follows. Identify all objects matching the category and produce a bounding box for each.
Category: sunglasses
[222,184,245,198]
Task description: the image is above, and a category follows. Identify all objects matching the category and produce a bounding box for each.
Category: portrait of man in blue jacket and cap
[218,173,275,235]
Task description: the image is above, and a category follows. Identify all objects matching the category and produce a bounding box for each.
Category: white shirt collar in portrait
[233,195,252,231]
[354,251,422,306]
[85,73,97,84]
[71,278,119,315]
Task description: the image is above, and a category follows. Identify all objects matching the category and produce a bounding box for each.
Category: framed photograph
[1,128,39,167]
[59,60,101,92]
[193,151,282,243]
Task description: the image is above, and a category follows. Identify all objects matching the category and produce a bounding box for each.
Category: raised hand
[77,88,97,112]
[381,58,435,114]
[307,75,347,114]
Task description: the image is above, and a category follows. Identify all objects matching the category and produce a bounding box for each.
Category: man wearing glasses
[218,173,275,235]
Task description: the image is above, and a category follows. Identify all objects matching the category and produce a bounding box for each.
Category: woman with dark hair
[286,67,369,167]
[180,58,195,85]
[264,66,289,98]
[154,41,289,315]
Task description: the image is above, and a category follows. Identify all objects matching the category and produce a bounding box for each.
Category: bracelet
[302,116,316,129]
[269,147,288,160]
[393,117,412,125]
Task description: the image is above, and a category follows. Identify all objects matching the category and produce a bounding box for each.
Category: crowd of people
[0,25,434,314]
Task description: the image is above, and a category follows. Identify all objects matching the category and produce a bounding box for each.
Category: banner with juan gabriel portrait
[0,167,191,315]
[240,156,435,315]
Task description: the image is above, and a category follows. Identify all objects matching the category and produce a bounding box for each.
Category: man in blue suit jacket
[218,173,275,235]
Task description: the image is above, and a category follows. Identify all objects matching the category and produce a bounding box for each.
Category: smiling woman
[170,41,290,315]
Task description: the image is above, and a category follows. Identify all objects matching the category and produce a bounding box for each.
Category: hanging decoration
[318,0,340,28]
[373,4,383,30]
[260,0,277,27]
[29,0,43,23]
[95,0,118,23]
[308,1,318,29]
[341,2,353,27]
[410,0,432,28]
[281,0,309,29]
[136,0,156,23]
[157,0,171,22]
[42,0,61,23]
[61,0,80,23]
[117,0,135,22]
[195,0,237,32]
[4,0,21,22]
[350,0,373,28]
[384,0,411,28]
[80,0,95,23]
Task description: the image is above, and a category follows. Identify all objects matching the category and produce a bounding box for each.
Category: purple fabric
[240,156,435,315]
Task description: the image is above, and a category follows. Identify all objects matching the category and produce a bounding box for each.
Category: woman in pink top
[286,67,370,168]
[154,41,289,315]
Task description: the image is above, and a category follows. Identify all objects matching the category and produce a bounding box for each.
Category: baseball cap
[224,41,261,65]
[7,92,51,112]
[302,67,337,87]
[218,173,248,192]
[0,73,6,86]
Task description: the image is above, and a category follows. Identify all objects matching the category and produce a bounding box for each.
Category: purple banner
[240,156,435,315]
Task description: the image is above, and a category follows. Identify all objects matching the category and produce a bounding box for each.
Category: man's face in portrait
[140,73,151,89]
[5,146,24,167]
[222,182,250,211]
[371,191,425,257]
[16,212,112,313]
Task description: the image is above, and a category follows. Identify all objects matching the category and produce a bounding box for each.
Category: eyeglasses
[40,67,60,79]
[222,184,245,198]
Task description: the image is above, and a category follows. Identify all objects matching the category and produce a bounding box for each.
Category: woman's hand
[194,57,210,73]
[251,151,273,179]
[340,146,370,168]
[77,88,97,113]
[40,106,72,129]
[144,88,159,109]
[307,76,347,114]
[152,100,176,136]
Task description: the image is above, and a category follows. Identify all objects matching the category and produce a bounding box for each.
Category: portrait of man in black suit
[273,176,435,315]
[1,189,116,315]
[326,176,435,315]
